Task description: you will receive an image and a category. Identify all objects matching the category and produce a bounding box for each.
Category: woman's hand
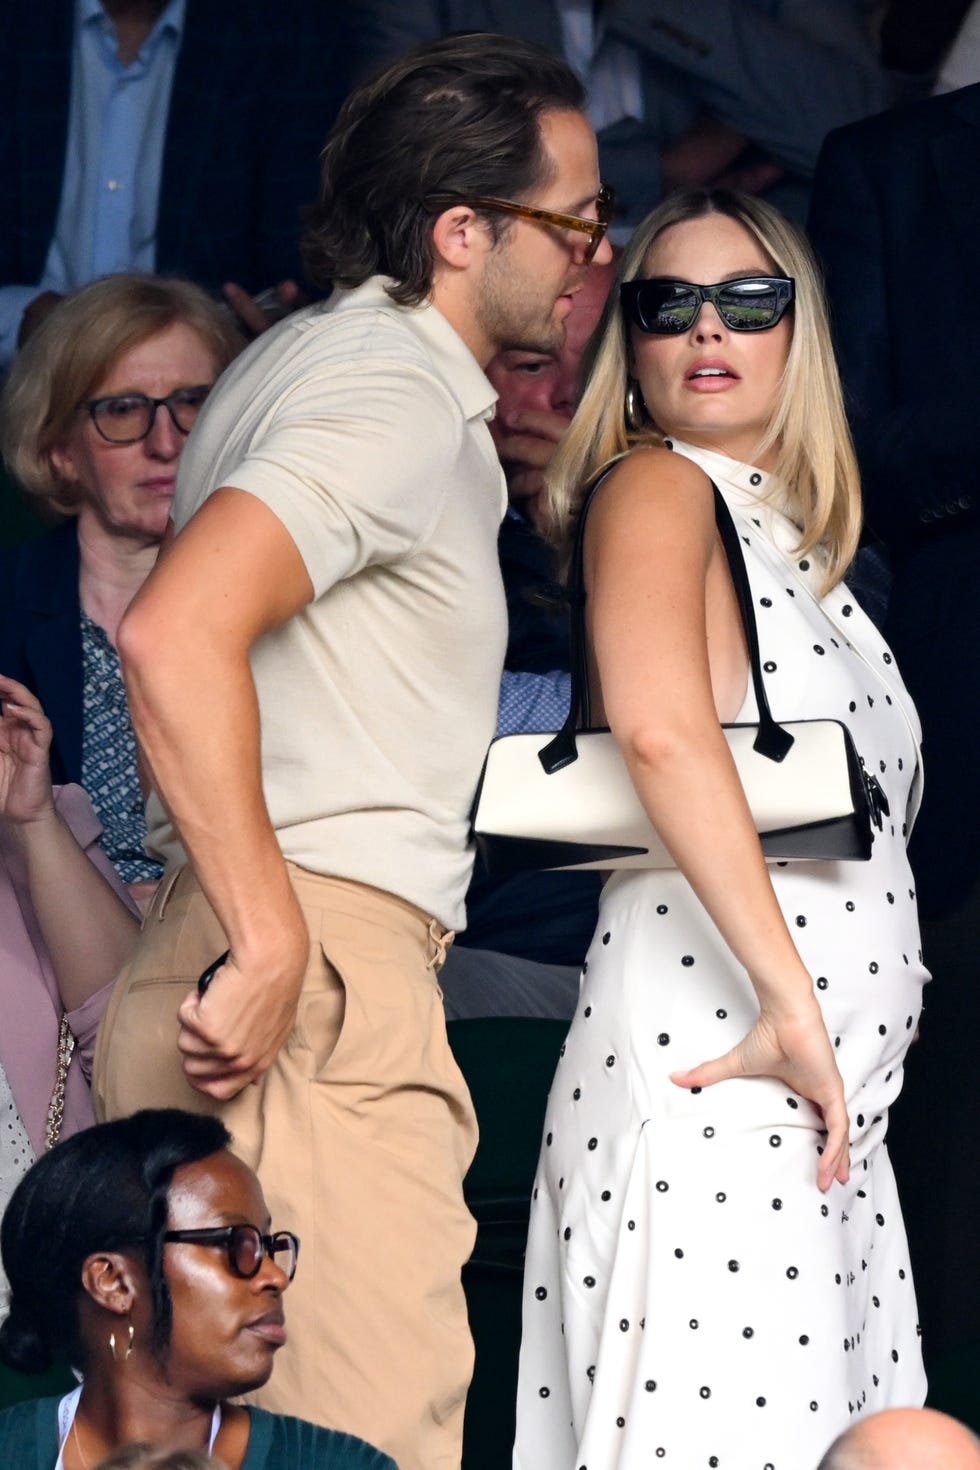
[0,674,56,826]
[671,997,850,1193]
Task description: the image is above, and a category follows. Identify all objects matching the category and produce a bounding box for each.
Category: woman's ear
[80,1252,141,1318]
[49,442,78,489]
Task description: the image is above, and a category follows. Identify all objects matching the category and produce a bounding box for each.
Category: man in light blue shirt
[490,259,618,737]
[1,0,184,366]
[442,264,615,1005]
[1,0,347,365]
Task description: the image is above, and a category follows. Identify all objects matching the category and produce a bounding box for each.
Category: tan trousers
[92,864,478,1470]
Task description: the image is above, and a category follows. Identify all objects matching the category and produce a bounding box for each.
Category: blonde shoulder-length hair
[548,188,862,594]
[0,274,244,518]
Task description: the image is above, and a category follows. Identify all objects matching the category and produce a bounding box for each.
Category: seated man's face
[487,259,616,530]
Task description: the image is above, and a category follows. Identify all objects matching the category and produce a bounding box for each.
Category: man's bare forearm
[120,621,307,967]
[116,488,316,1094]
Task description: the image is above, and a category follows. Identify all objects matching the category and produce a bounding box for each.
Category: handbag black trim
[472,474,875,873]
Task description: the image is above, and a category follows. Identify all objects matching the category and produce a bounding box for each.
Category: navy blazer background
[0,522,84,786]
[0,0,349,296]
[809,84,980,920]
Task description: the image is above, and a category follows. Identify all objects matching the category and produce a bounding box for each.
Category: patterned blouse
[80,611,163,885]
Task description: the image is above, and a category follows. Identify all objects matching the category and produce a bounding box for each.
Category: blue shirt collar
[81,0,186,51]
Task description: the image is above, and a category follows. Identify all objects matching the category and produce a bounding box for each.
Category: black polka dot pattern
[0,1068,34,1316]
[514,446,928,1470]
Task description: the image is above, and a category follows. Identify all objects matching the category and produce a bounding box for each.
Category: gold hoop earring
[109,1322,135,1361]
[625,380,646,431]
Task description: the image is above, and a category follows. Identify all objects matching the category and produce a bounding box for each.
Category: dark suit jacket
[809,85,980,917]
[0,520,84,785]
[498,512,569,675]
[0,0,348,295]
[458,512,599,966]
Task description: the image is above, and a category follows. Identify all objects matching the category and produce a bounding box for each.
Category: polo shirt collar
[332,277,497,424]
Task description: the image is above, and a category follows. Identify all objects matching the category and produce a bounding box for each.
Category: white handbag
[471,479,881,875]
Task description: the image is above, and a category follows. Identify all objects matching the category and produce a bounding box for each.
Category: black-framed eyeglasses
[161,1225,300,1281]
[621,276,795,334]
[428,184,615,263]
[83,385,212,444]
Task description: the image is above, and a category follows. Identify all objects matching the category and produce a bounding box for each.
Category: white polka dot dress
[0,1060,33,1320]
[513,441,929,1470]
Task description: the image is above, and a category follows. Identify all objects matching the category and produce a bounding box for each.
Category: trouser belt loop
[156,864,185,921]
[425,919,456,971]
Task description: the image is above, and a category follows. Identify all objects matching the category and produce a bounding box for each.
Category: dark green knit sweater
[0,1396,399,1469]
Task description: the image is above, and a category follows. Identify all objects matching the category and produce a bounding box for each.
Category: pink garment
[0,785,138,1155]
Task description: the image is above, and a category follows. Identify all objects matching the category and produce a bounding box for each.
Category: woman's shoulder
[246,1407,399,1470]
[596,443,713,505]
[584,444,716,543]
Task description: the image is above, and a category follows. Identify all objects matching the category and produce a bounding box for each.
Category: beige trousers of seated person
[92,863,478,1470]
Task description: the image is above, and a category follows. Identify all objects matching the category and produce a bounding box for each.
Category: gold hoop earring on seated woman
[109,1322,134,1361]
[625,379,647,432]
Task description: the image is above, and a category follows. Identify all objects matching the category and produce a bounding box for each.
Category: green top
[0,1396,399,1469]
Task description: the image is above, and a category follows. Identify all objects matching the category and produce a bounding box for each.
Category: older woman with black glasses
[0,275,243,908]
[513,188,928,1468]
[0,1109,396,1469]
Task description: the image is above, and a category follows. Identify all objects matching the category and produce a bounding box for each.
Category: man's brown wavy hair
[301,32,585,306]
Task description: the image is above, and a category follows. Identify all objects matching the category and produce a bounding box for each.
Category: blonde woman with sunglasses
[514,189,928,1470]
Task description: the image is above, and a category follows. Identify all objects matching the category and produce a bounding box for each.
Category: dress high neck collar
[661,437,779,511]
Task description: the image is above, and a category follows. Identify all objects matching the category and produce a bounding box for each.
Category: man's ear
[430,205,490,272]
[80,1252,140,1318]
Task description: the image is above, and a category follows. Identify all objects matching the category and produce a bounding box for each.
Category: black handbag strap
[538,467,795,774]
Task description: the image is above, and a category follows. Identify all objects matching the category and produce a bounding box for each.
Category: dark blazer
[0,0,348,295]
[498,512,569,676]
[459,513,599,967]
[0,520,84,786]
[809,84,980,918]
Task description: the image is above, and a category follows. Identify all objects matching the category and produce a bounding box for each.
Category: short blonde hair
[0,274,244,516]
[548,188,862,593]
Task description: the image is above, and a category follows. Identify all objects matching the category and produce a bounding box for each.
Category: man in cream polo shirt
[92,33,613,1470]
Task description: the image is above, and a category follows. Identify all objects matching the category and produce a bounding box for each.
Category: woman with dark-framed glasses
[513,189,928,1468]
[0,274,243,908]
[0,1109,396,1469]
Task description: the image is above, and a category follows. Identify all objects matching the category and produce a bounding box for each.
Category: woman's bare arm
[585,449,849,1190]
[0,675,140,1012]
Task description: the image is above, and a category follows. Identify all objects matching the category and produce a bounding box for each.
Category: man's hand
[222,279,308,337]
[660,115,752,190]
[713,157,785,196]
[176,911,310,1099]
[495,407,569,533]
